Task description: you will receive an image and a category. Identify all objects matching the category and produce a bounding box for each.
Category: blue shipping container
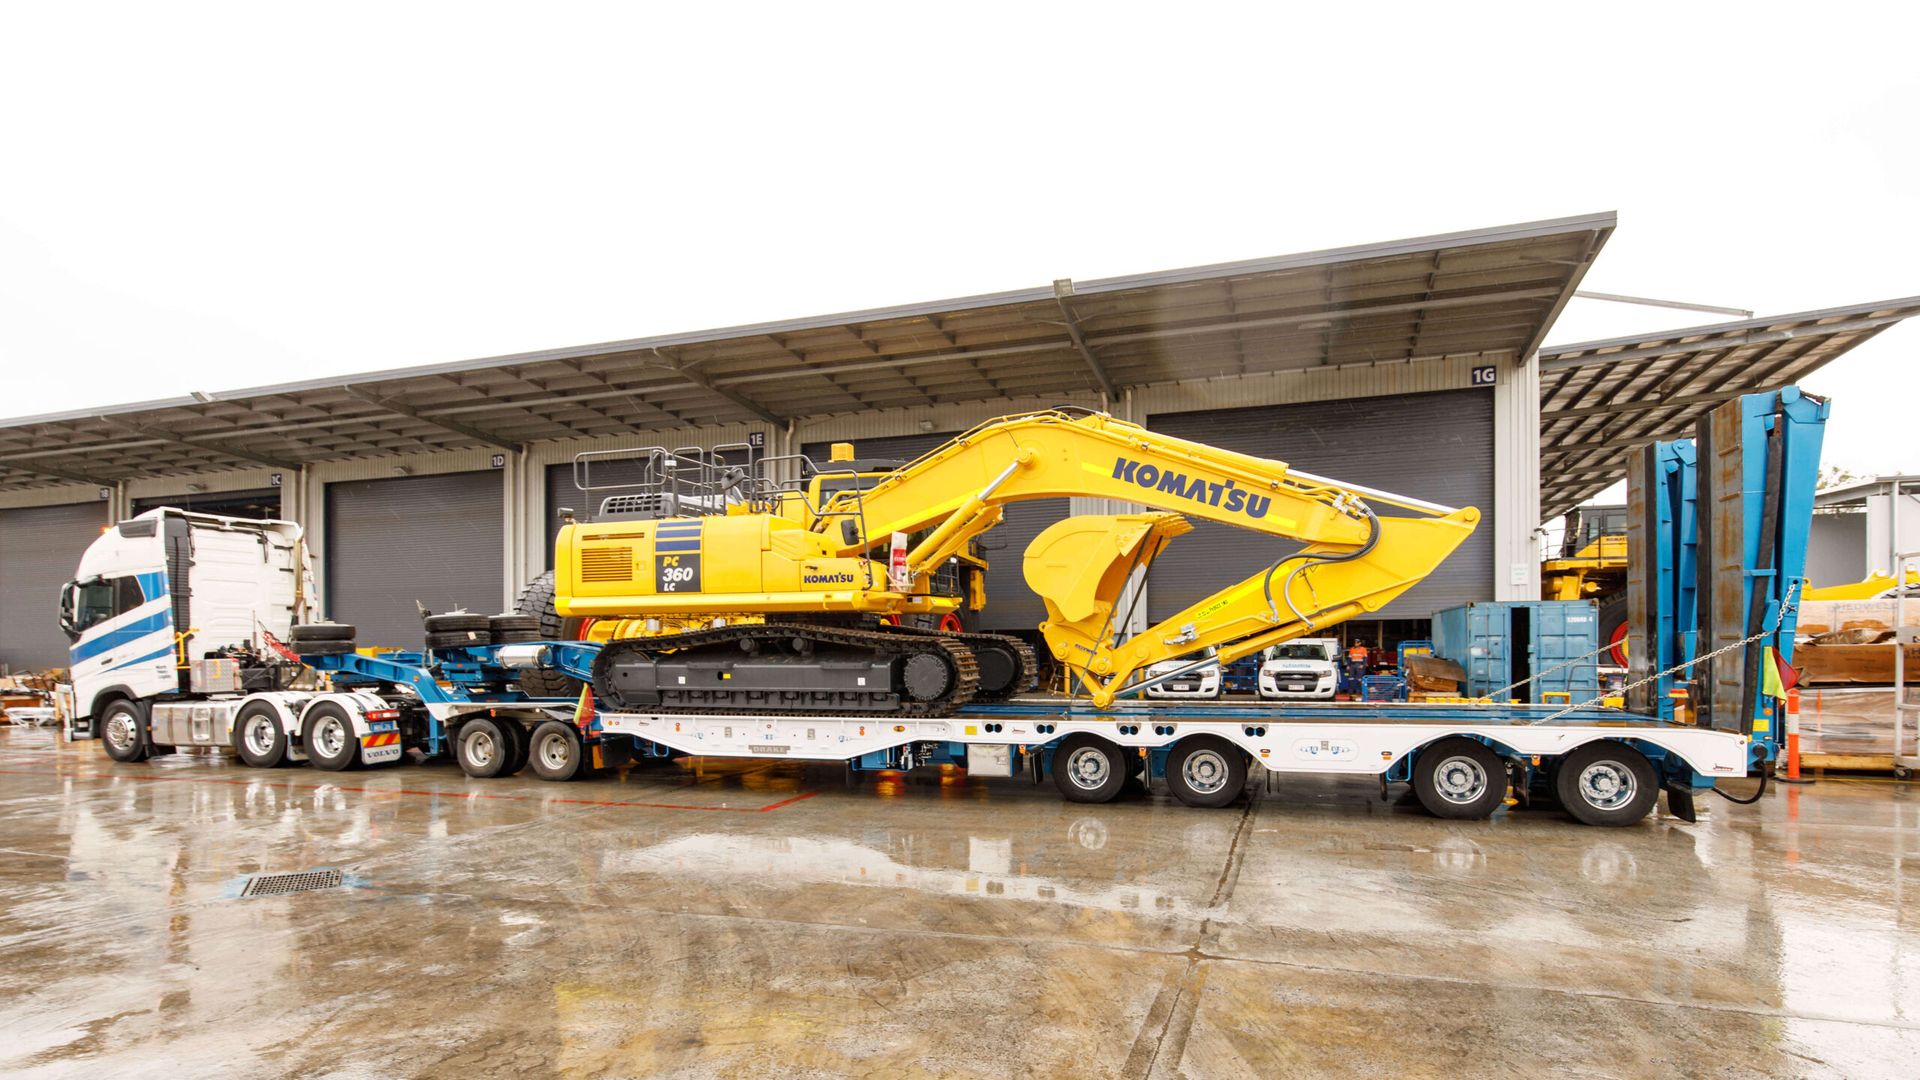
[1430,600,1601,703]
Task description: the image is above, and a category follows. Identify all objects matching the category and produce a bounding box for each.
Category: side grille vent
[580,546,636,582]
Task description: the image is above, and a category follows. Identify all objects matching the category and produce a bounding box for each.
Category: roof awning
[1537,297,1920,520]
[0,213,1613,491]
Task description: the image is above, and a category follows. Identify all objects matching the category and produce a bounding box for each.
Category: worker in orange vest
[1344,641,1371,695]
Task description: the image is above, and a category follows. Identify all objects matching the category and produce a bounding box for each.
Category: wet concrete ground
[1,726,1916,1079]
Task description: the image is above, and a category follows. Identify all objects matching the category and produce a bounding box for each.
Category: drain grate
[241,869,344,898]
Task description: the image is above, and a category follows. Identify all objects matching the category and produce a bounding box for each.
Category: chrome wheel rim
[1065,746,1110,790]
[1578,762,1636,810]
[245,716,277,756]
[314,717,347,759]
[467,730,497,768]
[537,732,571,771]
[104,712,136,751]
[1433,755,1488,804]
[1181,749,1231,795]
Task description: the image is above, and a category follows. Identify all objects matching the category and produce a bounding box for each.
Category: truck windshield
[1268,643,1330,661]
[64,577,144,637]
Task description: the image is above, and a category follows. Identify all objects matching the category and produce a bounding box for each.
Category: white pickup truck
[1257,638,1340,700]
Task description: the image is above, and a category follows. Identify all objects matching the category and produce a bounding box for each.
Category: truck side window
[71,577,145,632]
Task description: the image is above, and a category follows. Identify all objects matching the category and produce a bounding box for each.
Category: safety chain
[1534,580,1801,723]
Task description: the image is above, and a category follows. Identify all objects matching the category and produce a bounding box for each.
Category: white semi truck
[56,508,600,779]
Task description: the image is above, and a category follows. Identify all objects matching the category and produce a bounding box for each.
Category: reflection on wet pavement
[1,727,1916,1077]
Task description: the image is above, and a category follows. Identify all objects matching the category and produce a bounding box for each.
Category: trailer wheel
[1166,736,1248,808]
[232,703,289,767]
[454,717,514,778]
[99,699,150,763]
[1555,742,1658,826]
[1051,735,1128,804]
[1411,737,1507,820]
[529,721,586,781]
[302,703,360,771]
[502,720,531,776]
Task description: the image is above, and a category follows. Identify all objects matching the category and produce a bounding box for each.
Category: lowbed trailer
[589,698,1752,824]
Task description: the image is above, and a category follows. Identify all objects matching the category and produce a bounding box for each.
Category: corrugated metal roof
[1537,297,1920,520]
[0,213,1613,491]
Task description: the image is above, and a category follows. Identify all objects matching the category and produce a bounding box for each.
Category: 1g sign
[1471,365,1497,387]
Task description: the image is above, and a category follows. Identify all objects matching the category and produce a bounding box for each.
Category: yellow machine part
[556,512,962,620]
[1802,568,1920,601]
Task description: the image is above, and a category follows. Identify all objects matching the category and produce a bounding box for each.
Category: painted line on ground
[0,766,819,813]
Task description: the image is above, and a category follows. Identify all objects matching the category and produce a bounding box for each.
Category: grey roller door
[326,471,502,650]
[545,459,655,569]
[802,433,1066,632]
[132,487,284,519]
[1144,390,1494,623]
[0,501,109,670]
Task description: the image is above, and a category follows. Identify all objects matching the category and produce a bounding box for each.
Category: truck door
[64,574,178,716]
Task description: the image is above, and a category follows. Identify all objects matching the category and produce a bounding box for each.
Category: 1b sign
[1471,365,1496,387]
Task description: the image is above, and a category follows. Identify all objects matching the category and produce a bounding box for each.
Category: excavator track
[592,622,979,718]
[877,625,1038,702]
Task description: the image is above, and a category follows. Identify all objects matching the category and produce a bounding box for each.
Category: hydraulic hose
[1711,767,1770,804]
[1264,502,1381,628]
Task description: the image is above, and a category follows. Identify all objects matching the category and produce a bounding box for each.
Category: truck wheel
[232,703,289,767]
[502,720,531,776]
[424,613,491,633]
[489,614,541,644]
[454,717,514,778]
[1166,736,1248,808]
[99,699,150,763]
[513,572,585,699]
[1555,742,1658,826]
[1051,734,1127,804]
[529,721,586,781]
[290,623,356,641]
[302,703,360,771]
[297,639,357,656]
[1412,737,1507,820]
[425,630,492,650]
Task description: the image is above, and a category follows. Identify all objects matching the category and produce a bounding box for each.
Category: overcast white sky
[3,3,1915,483]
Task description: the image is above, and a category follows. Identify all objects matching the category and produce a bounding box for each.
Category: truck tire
[1051,734,1128,804]
[302,702,360,771]
[232,702,289,767]
[1166,736,1248,808]
[1555,741,1658,826]
[290,623,356,641]
[424,613,491,634]
[297,639,357,656]
[99,699,151,763]
[503,720,531,775]
[454,717,515,778]
[1412,737,1507,820]
[1600,597,1629,667]
[528,720,586,781]
[513,571,585,699]
[425,630,492,650]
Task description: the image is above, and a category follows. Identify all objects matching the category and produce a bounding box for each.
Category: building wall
[1807,511,1867,587]
[1,352,1531,661]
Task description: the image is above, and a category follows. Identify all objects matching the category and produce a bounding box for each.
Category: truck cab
[1257,638,1340,699]
[59,508,315,744]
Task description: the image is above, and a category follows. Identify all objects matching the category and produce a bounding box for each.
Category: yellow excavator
[549,408,1478,715]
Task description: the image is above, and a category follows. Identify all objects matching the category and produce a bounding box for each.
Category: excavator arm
[817,409,1478,706]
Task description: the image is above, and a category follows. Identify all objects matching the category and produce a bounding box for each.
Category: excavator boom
[816,409,1478,705]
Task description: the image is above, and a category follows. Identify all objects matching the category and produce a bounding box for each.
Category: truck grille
[580,546,635,582]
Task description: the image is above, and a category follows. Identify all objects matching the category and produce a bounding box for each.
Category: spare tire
[297,639,357,656]
[513,571,585,699]
[426,629,492,650]
[290,623,356,641]
[1599,596,1629,667]
[489,614,540,634]
[424,613,491,634]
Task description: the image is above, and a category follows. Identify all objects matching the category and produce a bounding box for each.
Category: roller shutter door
[1144,390,1494,623]
[0,501,110,670]
[801,433,1066,632]
[545,459,655,569]
[132,488,284,519]
[325,471,502,650]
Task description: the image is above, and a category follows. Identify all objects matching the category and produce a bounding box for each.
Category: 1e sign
[1471,365,1496,387]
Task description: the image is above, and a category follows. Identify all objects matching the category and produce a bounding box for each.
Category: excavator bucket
[1024,512,1191,637]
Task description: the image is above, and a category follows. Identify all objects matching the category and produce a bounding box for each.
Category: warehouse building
[4,213,1914,669]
